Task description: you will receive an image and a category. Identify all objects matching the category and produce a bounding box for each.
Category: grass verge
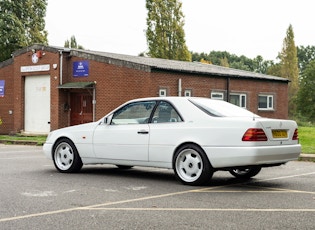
[0,134,47,146]
[299,126,315,154]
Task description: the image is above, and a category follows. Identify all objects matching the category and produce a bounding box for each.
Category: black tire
[116,165,133,169]
[52,138,83,173]
[229,166,262,179]
[173,144,213,186]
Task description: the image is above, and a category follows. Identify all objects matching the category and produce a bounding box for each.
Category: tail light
[292,129,298,140]
[242,128,268,141]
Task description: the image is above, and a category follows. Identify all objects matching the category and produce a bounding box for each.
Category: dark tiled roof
[12,44,289,82]
[73,49,288,82]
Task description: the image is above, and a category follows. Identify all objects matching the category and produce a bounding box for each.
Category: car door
[148,101,184,163]
[93,101,156,161]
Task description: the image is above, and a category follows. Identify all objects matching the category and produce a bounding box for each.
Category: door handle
[137,130,149,134]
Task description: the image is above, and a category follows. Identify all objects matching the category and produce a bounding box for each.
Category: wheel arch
[172,142,213,167]
[51,136,83,173]
[51,136,76,158]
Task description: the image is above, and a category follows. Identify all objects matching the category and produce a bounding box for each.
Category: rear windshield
[189,98,259,117]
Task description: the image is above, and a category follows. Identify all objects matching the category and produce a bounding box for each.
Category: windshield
[189,98,260,117]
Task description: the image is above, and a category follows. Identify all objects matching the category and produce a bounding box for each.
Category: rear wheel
[53,138,83,173]
[173,144,213,186]
[229,166,261,179]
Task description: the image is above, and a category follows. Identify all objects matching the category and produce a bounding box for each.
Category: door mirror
[104,114,113,125]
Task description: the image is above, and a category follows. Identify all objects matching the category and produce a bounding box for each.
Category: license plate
[272,130,288,138]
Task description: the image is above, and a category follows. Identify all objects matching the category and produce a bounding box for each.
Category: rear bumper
[203,144,301,168]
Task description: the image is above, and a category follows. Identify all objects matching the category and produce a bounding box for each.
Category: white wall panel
[24,75,50,134]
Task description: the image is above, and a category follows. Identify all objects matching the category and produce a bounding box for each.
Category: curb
[0,140,44,146]
[299,154,315,162]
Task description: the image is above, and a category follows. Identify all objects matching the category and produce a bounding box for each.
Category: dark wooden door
[70,93,93,126]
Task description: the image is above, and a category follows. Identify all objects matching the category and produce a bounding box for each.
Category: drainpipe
[93,82,96,122]
[226,77,230,102]
[178,78,182,96]
[59,50,63,85]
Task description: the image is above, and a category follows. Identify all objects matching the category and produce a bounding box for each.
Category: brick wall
[0,62,14,134]
[0,46,289,134]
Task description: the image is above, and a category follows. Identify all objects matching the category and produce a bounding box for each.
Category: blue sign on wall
[73,61,89,77]
[0,80,5,97]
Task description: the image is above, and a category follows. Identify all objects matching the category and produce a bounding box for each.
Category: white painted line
[1,171,315,223]
[82,207,315,212]
[257,172,315,182]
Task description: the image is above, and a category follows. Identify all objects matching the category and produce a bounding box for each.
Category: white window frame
[184,89,192,97]
[159,88,167,97]
[258,95,274,110]
[211,92,224,100]
[229,93,246,108]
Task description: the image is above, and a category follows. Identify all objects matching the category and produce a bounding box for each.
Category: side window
[184,89,192,97]
[159,89,167,97]
[211,92,224,100]
[229,93,246,108]
[111,101,156,125]
[152,101,183,123]
[258,95,274,110]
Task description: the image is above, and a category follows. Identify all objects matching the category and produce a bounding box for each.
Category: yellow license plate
[272,130,288,138]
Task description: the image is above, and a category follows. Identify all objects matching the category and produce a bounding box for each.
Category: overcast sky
[45,0,314,61]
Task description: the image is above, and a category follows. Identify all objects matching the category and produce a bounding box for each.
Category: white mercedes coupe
[43,97,301,185]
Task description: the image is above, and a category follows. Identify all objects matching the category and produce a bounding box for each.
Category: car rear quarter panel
[148,118,257,163]
[148,118,301,168]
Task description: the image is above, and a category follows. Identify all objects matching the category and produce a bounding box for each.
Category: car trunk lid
[256,118,298,144]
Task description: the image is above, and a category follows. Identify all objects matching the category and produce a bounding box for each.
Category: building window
[159,88,167,97]
[258,95,274,110]
[184,89,192,97]
[229,93,246,108]
[211,92,224,100]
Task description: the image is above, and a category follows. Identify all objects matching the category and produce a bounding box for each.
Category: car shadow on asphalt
[44,165,271,188]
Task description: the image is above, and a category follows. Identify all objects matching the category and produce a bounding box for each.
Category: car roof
[128,96,202,103]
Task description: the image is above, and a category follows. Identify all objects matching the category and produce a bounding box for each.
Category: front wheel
[229,166,261,179]
[53,138,83,173]
[173,144,213,186]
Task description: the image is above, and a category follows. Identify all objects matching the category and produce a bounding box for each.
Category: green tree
[266,63,281,77]
[220,57,229,67]
[0,0,48,62]
[252,55,275,74]
[64,35,84,49]
[279,25,299,117]
[191,51,274,74]
[296,60,315,122]
[297,45,315,74]
[146,0,191,61]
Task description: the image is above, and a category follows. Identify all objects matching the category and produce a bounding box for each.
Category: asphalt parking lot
[1,144,315,230]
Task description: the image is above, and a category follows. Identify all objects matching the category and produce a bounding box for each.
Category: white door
[93,101,156,161]
[24,75,50,134]
[93,124,150,161]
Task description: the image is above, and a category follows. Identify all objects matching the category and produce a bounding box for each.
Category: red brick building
[0,44,289,135]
